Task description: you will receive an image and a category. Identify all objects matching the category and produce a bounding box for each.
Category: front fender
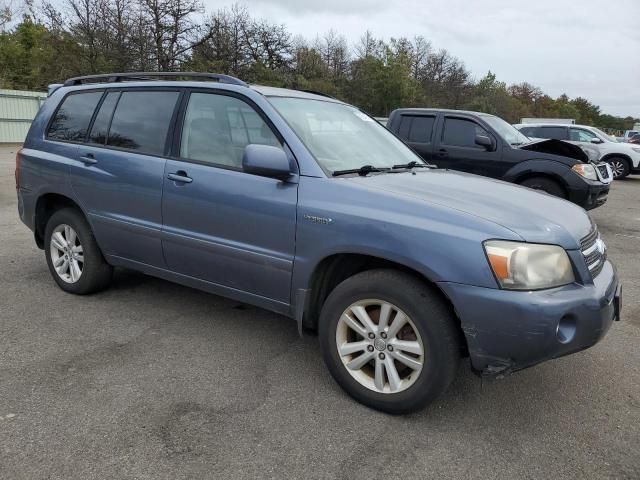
[503,158,573,185]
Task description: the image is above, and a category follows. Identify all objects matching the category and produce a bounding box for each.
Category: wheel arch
[34,193,88,249]
[600,153,632,166]
[513,172,569,198]
[302,252,468,355]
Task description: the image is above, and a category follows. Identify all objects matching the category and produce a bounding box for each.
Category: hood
[346,169,592,249]
[518,138,588,162]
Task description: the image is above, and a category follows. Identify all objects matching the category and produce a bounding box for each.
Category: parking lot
[0,144,638,479]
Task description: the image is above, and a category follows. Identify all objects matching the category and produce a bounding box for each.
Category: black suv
[387,109,612,210]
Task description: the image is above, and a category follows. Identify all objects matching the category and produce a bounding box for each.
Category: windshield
[592,127,618,142]
[481,115,530,146]
[267,97,424,173]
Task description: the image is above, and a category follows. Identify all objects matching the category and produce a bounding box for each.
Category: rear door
[161,90,298,304]
[434,115,503,177]
[67,88,181,267]
[394,114,437,162]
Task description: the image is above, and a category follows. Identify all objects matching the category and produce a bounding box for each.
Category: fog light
[556,316,577,344]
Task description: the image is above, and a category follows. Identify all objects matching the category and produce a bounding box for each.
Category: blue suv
[16,72,621,413]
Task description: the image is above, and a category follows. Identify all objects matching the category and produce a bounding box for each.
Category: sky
[208,0,640,118]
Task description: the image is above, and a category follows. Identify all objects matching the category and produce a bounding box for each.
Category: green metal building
[0,89,47,143]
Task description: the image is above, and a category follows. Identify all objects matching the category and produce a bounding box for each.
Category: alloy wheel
[335,299,424,394]
[49,224,84,283]
[610,160,625,178]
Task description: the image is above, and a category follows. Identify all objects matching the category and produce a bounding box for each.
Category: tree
[0,6,636,131]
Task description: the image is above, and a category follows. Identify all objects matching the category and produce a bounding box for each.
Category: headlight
[484,240,575,290]
[571,163,598,181]
[632,147,640,154]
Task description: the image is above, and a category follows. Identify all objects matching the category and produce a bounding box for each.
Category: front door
[161,91,298,304]
[434,116,503,178]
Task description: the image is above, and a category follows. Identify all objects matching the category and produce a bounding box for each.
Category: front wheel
[519,177,565,198]
[318,269,460,414]
[607,157,630,179]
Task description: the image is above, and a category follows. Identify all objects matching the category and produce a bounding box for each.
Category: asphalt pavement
[0,144,638,479]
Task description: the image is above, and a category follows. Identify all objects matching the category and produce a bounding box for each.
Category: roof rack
[62,72,248,87]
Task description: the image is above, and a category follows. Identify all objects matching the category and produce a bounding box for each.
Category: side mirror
[242,144,292,180]
[475,134,494,150]
[590,137,603,144]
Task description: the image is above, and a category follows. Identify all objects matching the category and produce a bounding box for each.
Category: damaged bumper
[438,260,620,377]
[565,175,610,210]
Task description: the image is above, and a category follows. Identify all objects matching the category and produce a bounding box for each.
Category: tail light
[15,147,23,188]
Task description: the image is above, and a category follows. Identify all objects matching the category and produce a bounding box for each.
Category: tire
[318,269,460,414]
[606,157,630,179]
[519,177,565,198]
[44,208,113,294]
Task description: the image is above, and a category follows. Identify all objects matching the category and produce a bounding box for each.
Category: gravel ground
[0,144,638,479]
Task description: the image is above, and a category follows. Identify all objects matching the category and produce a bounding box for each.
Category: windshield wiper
[391,161,432,170]
[332,165,391,177]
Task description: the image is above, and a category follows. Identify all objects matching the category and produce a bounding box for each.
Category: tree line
[1,0,637,130]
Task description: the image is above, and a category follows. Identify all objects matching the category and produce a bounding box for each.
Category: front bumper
[438,260,620,376]
[566,177,609,210]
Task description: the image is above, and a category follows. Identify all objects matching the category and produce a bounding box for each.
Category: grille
[580,227,606,278]
[596,164,610,180]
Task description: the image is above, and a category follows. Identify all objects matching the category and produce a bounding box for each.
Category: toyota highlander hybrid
[16,72,621,413]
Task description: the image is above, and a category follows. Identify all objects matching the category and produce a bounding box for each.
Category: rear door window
[539,126,568,140]
[408,116,435,143]
[106,91,180,156]
[442,117,489,148]
[47,91,103,142]
[396,115,435,143]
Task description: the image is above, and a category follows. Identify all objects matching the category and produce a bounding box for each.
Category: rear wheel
[519,176,565,198]
[606,157,630,179]
[44,208,113,294]
[318,269,460,414]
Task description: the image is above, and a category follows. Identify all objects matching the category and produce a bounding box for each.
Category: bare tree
[0,0,26,31]
[139,0,210,70]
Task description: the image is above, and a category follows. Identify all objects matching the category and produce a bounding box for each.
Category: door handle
[167,171,193,184]
[437,149,448,158]
[80,154,97,165]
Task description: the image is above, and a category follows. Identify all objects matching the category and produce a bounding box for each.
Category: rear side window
[180,92,280,168]
[88,92,120,145]
[396,115,435,143]
[539,126,568,140]
[408,116,435,143]
[47,91,103,141]
[442,118,489,148]
[107,91,180,155]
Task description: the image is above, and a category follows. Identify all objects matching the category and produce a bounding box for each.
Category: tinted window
[408,116,435,143]
[180,93,280,168]
[539,126,568,140]
[570,128,598,142]
[442,118,489,148]
[519,127,538,137]
[47,91,103,141]
[107,91,180,155]
[397,116,412,139]
[88,92,120,145]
